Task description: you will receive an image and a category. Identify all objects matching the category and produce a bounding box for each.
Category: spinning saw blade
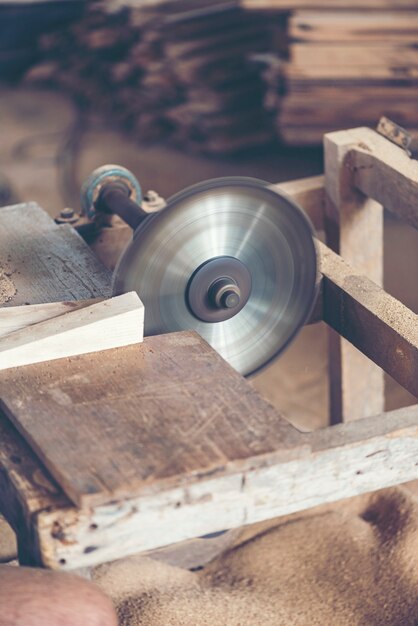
[112,177,317,377]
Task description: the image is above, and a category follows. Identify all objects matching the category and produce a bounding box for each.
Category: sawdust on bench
[93,486,418,626]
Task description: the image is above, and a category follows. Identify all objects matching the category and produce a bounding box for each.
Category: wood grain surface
[0,292,144,371]
[0,332,306,508]
[319,240,418,398]
[0,202,112,307]
[324,128,384,423]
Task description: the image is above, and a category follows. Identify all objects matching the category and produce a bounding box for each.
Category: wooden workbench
[0,127,417,570]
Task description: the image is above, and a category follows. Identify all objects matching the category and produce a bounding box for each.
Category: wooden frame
[0,127,417,570]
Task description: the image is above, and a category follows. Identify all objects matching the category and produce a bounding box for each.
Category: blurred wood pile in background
[243,1,418,145]
[25,0,273,154]
[20,0,418,149]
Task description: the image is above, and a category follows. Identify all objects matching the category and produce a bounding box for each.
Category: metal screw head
[55,207,79,224]
[60,207,75,219]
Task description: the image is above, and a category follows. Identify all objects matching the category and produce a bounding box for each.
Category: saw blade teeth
[113,177,318,377]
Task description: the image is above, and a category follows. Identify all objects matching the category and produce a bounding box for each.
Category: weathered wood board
[349,127,418,231]
[319,241,418,398]
[292,44,418,68]
[0,292,144,371]
[290,11,418,43]
[0,299,101,338]
[255,5,418,146]
[2,396,418,570]
[324,128,384,423]
[0,202,112,306]
[0,332,306,508]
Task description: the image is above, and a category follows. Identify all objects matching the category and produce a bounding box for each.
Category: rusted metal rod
[96,182,147,231]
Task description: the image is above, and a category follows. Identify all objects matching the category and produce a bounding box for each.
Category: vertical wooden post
[324,128,384,423]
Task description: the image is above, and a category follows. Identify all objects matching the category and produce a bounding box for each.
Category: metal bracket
[376,116,412,157]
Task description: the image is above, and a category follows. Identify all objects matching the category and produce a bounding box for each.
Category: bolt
[60,207,75,219]
[210,278,241,310]
[55,207,79,225]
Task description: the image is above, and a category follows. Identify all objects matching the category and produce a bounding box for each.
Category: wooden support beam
[349,128,418,230]
[324,128,384,423]
[319,240,418,398]
[270,175,325,231]
[0,332,306,509]
[0,293,144,371]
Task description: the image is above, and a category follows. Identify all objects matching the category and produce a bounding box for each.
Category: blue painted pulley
[80,165,142,220]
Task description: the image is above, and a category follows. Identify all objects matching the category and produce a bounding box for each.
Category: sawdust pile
[93,486,418,626]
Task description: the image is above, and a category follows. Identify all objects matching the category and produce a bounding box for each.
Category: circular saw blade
[112,177,318,377]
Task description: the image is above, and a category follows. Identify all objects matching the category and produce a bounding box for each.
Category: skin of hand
[0,565,117,626]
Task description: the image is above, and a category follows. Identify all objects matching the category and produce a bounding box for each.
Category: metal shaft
[97,182,148,231]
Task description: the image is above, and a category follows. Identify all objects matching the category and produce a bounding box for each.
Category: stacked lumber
[281,11,418,145]
[241,2,418,145]
[25,0,273,153]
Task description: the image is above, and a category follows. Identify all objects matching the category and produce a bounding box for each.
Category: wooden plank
[32,404,418,569]
[292,44,418,68]
[285,64,418,80]
[349,128,418,230]
[0,299,101,338]
[0,203,112,306]
[0,200,113,562]
[0,332,307,508]
[280,95,418,127]
[324,128,384,423]
[270,175,325,231]
[319,240,418,398]
[1,384,417,570]
[290,11,418,43]
[0,292,144,371]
